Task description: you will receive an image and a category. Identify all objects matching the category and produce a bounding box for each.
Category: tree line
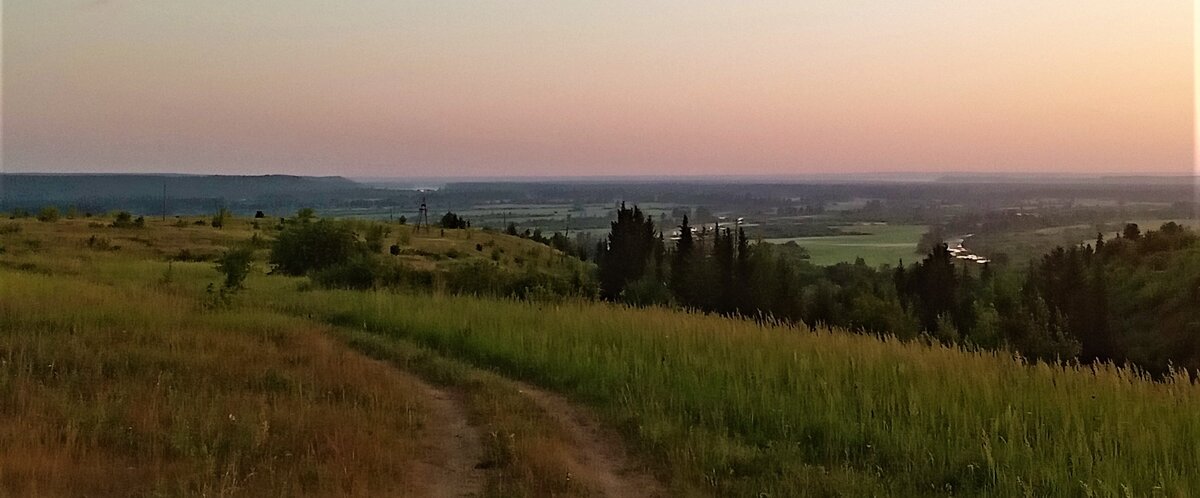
[596,204,1200,373]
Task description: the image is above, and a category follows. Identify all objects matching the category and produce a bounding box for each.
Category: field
[2,215,1199,496]
[764,224,927,266]
[965,218,1200,265]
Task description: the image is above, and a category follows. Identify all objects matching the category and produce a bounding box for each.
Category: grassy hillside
[269,288,1200,496]
[2,215,1199,496]
[0,263,431,496]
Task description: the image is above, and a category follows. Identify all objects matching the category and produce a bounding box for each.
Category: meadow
[765,223,926,266]
[2,215,1199,496]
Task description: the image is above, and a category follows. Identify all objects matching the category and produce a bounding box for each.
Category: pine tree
[597,203,659,300]
[670,215,695,306]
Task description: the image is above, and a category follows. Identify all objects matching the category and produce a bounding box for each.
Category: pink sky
[3,1,1194,177]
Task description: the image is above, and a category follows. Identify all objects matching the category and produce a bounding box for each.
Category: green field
[765,223,926,266]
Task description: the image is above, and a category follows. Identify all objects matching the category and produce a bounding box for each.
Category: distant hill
[0,174,370,214]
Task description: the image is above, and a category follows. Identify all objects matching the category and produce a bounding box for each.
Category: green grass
[259,282,1200,497]
[0,217,603,497]
[6,216,1200,496]
[765,224,926,266]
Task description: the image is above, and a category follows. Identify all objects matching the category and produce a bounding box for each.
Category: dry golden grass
[0,270,432,497]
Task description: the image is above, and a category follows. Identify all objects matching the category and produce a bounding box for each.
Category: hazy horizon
[4,1,1195,177]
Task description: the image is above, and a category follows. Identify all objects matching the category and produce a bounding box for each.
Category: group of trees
[440,212,468,229]
[503,222,598,261]
[596,203,1200,372]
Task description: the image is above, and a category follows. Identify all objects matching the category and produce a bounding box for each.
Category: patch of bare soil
[407,376,489,497]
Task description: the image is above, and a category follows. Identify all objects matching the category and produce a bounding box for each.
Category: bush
[295,208,317,223]
[311,255,379,290]
[36,206,60,223]
[269,220,362,276]
[215,246,254,290]
[111,211,141,228]
[365,225,390,253]
[85,235,113,250]
[211,207,231,229]
[173,248,213,262]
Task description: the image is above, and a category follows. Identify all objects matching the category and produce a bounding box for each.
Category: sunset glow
[4,0,1194,177]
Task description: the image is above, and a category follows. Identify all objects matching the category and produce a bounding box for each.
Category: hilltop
[1,212,1198,496]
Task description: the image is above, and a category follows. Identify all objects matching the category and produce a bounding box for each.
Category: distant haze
[3,1,1194,177]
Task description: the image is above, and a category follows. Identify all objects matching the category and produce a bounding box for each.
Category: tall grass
[0,270,432,497]
[264,284,1200,497]
[7,218,1199,496]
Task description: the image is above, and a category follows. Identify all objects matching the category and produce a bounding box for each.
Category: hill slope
[0,215,1197,496]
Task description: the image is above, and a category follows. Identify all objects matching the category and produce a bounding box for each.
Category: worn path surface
[403,372,489,497]
[515,382,666,498]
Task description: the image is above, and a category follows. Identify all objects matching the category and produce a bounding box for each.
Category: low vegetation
[2,213,1199,496]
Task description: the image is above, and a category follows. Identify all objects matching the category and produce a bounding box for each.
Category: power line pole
[417,196,430,233]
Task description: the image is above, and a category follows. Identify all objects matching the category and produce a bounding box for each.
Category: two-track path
[394,367,664,497]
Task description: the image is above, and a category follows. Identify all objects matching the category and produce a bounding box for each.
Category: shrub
[365,225,390,253]
[85,235,113,250]
[295,208,317,223]
[173,248,213,262]
[110,211,141,229]
[211,207,231,229]
[37,206,60,222]
[215,246,254,290]
[311,255,379,290]
[269,220,361,276]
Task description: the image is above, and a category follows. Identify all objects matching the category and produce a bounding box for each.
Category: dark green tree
[597,203,660,300]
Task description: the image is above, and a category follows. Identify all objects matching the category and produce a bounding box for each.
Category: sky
[2,0,1195,177]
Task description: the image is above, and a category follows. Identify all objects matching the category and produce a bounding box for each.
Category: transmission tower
[416,196,430,232]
